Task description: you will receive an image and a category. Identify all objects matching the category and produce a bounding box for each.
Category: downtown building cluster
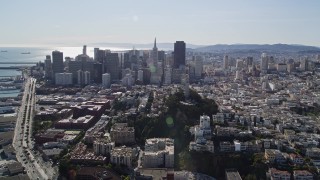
[40,39,199,89]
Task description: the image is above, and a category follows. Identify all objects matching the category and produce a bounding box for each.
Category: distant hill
[193,44,320,53]
[88,42,204,50]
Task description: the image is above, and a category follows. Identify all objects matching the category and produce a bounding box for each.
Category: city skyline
[1,0,320,47]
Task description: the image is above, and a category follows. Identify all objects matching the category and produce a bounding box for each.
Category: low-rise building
[55,115,96,130]
[269,168,290,180]
[225,169,242,180]
[35,129,65,144]
[306,148,320,158]
[289,153,304,165]
[265,149,286,163]
[189,140,214,153]
[220,141,234,152]
[293,170,313,180]
[70,143,106,164]
[6,162,24,176]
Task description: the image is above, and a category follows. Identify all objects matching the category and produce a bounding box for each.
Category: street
[12,78,58,180]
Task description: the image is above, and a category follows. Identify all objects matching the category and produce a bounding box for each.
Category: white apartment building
[110,123,135,145]
[110,147,134,168]
[93,139,115,156]
[142,138,174,168]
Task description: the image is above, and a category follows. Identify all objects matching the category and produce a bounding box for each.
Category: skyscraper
[52,51,64,80]
[223,55,229,70]
[261,53,269,71]
[150,38,161,84]
[83,45,87,55]
[195,56,203,79]
[105,53,120,82]
[173,41,186,69]
[44,55,52,79]
[152,38,158,66]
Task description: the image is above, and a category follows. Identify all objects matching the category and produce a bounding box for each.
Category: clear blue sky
[1,0,320,46]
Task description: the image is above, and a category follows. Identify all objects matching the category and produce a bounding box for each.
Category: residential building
[269,168,290,180]
[93,139,115,156]
[110,147,134,168]
[142,138,174,168]
[110,123,135,145]
[293,170,313,180]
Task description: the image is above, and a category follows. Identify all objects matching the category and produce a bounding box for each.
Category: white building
[235,70,241,80]
[189,115,213,153]
[142,138,174,168]
[93,139,115,156]
[55,73,72,85]
[110,147,134,168]
[138,70,143,82]
[84,71,90,85]
[77,70,83,85]
[102,73,111,88]
[200,115,210,129]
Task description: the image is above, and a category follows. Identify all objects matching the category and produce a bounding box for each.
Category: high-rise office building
[83,45,87,55]
[151,38,158,66]
[150,38,161,84]
[173,41,186,69]
[223,55,229,70]
[195,56,203,79]
[93,63,103,83]
[94,48,99,61]
[246,57,254,67]
[44,55,52,79]
[236,59,243,70]
[77,70,84,85]
[69,60,82,83]
[52,50,64,75]
[55,73,72,85]
[84,71,90,85]
[105,53,120,82]
[261,53,269,71]
[137,70,143,82]
[77,70,90,85]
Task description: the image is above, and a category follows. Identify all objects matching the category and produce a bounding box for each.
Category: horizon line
[0,42,319,48]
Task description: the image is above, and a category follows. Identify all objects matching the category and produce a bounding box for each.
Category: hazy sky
[1,0,320,46]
